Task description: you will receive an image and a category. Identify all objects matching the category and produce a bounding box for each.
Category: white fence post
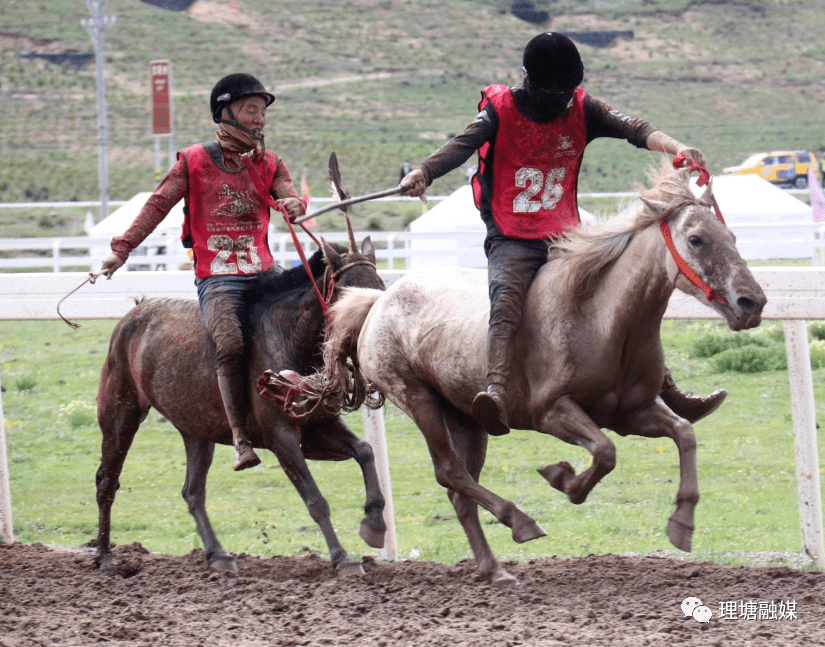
[362,406,397,561]
[784,320,825,568]
[0,374,13,543]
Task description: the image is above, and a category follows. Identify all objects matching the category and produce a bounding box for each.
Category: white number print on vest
[513,167,565,212]
[207,234,262,274]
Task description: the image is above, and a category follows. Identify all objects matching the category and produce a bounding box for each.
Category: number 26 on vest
[513,167,565,212]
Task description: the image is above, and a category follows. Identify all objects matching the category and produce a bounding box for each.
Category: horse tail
[322,287,385,412]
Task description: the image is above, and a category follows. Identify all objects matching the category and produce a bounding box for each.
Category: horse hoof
[512,519,546,544]
[666,516,694,552]
[336,561,366,577]
[209,554,238,573]
[489,569,519,587]
[96,553,115,571]
[359,522,386,549]
[537,462,575,493]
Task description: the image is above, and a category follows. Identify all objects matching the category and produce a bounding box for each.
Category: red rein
[243,156,334,323]
[660,155,729,307]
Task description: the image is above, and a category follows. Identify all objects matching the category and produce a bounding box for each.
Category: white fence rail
[0,268,822,568]
[0,231,488,273]
[2,222,825,275]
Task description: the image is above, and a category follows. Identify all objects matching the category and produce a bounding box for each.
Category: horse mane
[548,164,709,312]
[244,243,347,331]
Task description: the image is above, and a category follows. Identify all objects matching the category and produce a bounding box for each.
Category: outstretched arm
[645,130,705,167]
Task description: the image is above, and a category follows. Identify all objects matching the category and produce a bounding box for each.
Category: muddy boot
[232,431,261,471]
[659,368,727,424]
[472,384,510,436]
[217,374,261,471]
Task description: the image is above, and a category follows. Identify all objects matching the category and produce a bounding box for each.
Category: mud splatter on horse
[95,239,386,575]
[313,167,767,584]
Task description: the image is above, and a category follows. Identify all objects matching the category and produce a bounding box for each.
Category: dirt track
[1,541,823,646]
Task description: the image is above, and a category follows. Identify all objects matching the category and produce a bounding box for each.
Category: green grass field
[1,317,823,569]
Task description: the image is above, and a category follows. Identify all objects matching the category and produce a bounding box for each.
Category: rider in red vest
[99,73,306,470]
[400,33,726,436]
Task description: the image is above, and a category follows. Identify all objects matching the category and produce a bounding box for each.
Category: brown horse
[313,167,767,585]
[94,238,387,575]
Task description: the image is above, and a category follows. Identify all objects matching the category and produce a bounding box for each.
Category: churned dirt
[1,541,823,646]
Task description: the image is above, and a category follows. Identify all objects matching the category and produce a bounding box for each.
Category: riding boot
[472,383,510,436]
[659,367,727,424]
[217,374,261,471]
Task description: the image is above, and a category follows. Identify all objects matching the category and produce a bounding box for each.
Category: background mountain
[1,0,823,230]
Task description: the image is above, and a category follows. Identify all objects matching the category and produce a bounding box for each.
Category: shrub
[59,400,97,428]
[809,321,825,342]
[710,345,787,373]
[14,376,37,392]
[690,333,768,358]
[809,340,825,369]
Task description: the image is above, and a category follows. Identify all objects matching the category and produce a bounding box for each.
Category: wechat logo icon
[682,597,712,623]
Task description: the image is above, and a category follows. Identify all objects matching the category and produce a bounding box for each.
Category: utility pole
[81,0,116,222]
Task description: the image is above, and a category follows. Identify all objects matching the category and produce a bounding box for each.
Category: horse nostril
[737,297,762,314]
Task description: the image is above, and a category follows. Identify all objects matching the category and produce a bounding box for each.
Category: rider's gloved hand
[100,253,125,279]
[276,197,304,222]
[674,147,706,168]
[399,168,427,198]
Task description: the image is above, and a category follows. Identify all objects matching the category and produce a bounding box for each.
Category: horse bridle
[321,257,378,314]
[660,156,729,307]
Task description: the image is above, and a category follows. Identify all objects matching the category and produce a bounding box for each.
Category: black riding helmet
[210,73,275,125]
[522,32,584,92]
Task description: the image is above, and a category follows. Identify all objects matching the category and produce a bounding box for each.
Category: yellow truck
[722,150,819,189]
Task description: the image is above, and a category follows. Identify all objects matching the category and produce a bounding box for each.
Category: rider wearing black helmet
[401,33,724,436]
[100,73,305,471]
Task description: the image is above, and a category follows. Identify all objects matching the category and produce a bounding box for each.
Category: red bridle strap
[243,156,333,323]
[663,155,729,307]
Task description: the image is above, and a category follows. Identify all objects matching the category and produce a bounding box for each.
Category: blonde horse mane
[548,163,711,313]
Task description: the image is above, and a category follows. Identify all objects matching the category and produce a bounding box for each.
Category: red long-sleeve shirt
[110,145,303,261]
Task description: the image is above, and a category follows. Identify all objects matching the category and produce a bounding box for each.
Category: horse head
[641,169,767,331]
[320,236,384,296]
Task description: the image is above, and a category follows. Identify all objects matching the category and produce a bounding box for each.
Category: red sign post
[150,59,172,135]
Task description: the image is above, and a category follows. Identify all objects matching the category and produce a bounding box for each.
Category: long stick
[294,186,406,224]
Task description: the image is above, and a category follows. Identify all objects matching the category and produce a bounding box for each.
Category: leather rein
[659,155,729,307]
[243,156,375,323]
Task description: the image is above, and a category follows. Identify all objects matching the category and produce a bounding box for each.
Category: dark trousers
[484,236,551,387]
[196,275,256,378]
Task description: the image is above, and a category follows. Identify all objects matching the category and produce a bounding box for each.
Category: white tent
[88,193,188,270]
[691,175,815,260]
[88,192,185,239]
[407,184,596,269]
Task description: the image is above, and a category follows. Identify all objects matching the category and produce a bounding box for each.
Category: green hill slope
[1,0,823,229]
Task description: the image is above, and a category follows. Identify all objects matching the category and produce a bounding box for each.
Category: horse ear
[700,178,714,203]
[360,235,376,263]
[321,238,341,265]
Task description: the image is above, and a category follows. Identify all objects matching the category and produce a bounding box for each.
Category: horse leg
[180,435,236,572]
[534,395,617,505]
[612,401,699,552]
[402,381,545,544]
[441,405,518,586]
[94,379,148,570]
[268,431,364,576]
[300,417,387,549]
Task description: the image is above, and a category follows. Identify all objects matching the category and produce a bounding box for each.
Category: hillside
[1,0,824,232]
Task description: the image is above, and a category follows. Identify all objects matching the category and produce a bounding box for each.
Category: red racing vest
[180,143,277,279]
[472,85,587,240]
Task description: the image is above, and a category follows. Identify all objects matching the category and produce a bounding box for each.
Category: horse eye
[688,235,703,248]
